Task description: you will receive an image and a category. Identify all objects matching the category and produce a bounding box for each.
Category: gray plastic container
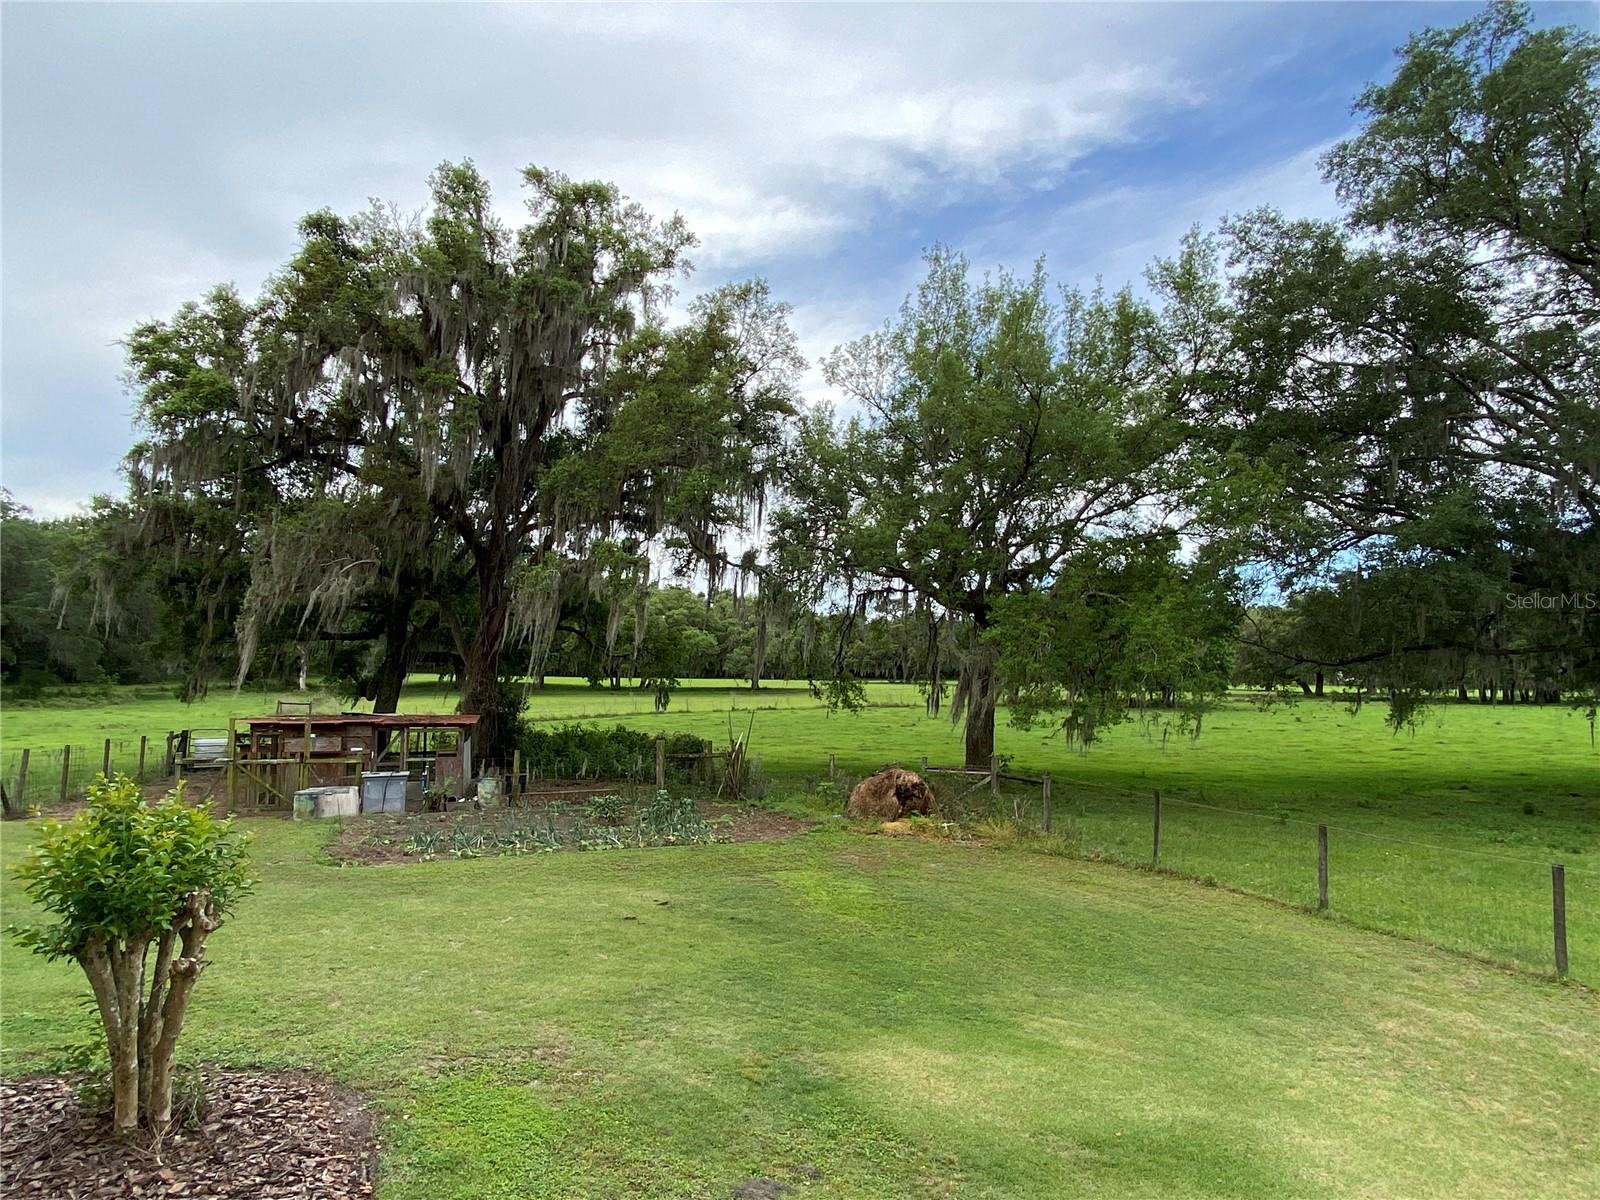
[360,772,408,814]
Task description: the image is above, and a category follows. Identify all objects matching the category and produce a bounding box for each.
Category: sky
[3,1,1594,517]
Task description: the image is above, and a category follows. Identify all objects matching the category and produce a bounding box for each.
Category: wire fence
[832,755,1594,986]
[2,737,170,809]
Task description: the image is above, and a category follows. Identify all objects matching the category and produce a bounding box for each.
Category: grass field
[2,818,1597,1198]
[2,678,1597,982]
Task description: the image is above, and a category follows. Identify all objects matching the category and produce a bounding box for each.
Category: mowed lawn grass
[2,818,1597,1199]
[3,679,1596,978]
[594,688,1600,983]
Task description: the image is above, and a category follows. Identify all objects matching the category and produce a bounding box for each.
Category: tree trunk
[461,577,511,765]
[370,593,420,713]
[1298,679,1313,697]
[1314,671,1325,697]
[108,940,146,1132]
[750,610,768,691]
[143,893,216,1130]
[962,652,997,771]
[964,701,995,770]
[81,936,138,1133]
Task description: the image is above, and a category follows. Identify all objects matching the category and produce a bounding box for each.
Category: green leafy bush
[517,724,712,782]
[8,774,252,1133]
[587,793,625,824]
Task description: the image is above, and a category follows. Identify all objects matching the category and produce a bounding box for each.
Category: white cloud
[215,2,1240,270]
[1,1,1388,510]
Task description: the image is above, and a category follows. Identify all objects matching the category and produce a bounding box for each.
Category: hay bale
[845,767,935,820]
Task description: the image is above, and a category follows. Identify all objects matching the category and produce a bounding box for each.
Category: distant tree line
[6,4,1592,762]
[0,494,179,693]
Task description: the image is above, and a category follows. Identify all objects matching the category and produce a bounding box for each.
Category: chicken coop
[209,713,479,812]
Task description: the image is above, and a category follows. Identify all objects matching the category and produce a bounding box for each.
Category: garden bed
[330,794,811,863]
[0,1068,376,1198]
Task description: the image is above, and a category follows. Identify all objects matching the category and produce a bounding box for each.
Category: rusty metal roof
[240,713,481,729]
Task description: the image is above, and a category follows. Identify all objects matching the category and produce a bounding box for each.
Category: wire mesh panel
[3,740,161,809]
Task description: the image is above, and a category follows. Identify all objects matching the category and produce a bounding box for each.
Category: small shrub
[9,775,252,1134]
[587,793,625,824]
[812,780,846,811]
[518,724,655,780]
[664,731,710,757]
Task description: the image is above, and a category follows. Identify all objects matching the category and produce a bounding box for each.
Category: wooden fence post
[921,754,929,772]
[16,748,30,804]
[101,738,112,778]
[137,736,148,782]
[226,718,238,810]
[59,745,72,804]
[1153,790,1162,865]
[1552,863,1569,978]
[654,738,666,789]
[1042,773,1052,833]
[828,752,836,781]
[989,754,999,795]
[1317,824,1330,912]
[165,731,176,775]
[512,749,522,803]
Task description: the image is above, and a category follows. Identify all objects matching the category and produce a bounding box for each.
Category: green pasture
[613,688,1600,982]
[2,679,1596,979]
[2,819,1596,1198]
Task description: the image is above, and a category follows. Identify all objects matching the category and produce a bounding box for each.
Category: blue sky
[3,1,1594,516]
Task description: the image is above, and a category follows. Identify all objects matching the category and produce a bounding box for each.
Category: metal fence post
[1153,790,1162,865]
[1042,773,1052,833]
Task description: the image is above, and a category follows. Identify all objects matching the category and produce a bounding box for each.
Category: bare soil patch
[0,1068,377,1199]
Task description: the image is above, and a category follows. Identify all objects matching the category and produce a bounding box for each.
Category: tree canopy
[13,2,1593,755]
[1213,1,1598,723]
[110,163,800,757]
[771,246,1243,764]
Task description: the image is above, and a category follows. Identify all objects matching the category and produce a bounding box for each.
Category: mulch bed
[329,800,812,864]
[0,1069,377,1199]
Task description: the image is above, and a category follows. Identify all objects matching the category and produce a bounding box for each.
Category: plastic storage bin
[360,772,408,814]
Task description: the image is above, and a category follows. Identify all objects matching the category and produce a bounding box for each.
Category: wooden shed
[222,713,478,811]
